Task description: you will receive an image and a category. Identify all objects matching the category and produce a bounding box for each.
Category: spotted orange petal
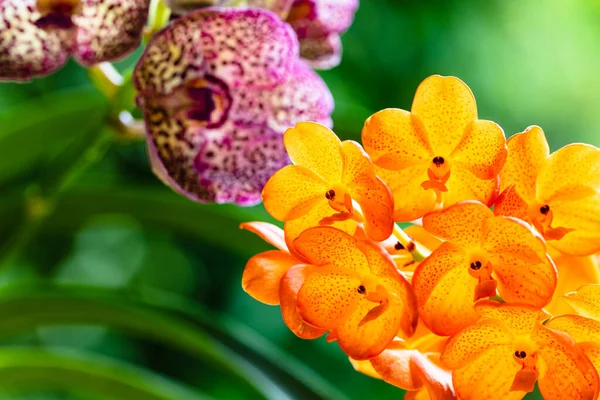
[450,345,525,400]
[451,119,507,180]
[262,165,329,221]
[376,165,437,222]
[441,167,500,209]
[371,342,454,398]
[481,217,557,307]
[441,319,512,370]
[296,264,362,330]
[283,122,343,183]
[536,143,600,256]
[563,284,600,320]
[475,301,548,336]
[292,226,369,274]
[341,141,394,241]
[482,216,547,261]
[335,293,403,360]
[242,250,300,305]
[548,194,600,256]
[500,126,549,200]
[494,185,529,221]
[546,315,600,374]
[489,252,556,307]
[355,240,418,339]
[545,252,600,316]
[423,201,493,247]
[283,201,357,258]
[536,143,600,204]
[411,75,477,156]
[361,108,432,170]
[413,242,479,336]
[240,221,287,251]
[533,325,599,400]
[279,265,326,339]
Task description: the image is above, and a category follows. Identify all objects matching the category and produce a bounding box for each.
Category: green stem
[0,65,129,266]
[392,223,430,262]
[114,110,147,142]
[87,63,124,100]
[0,126,115,268]
[145,0,172,43]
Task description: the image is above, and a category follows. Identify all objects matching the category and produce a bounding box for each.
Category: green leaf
[42,183,274,256]
[0,347,209,400]
[0,88,108,187]
[0,284,345,400]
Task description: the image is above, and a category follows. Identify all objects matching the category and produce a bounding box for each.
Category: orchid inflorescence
[3,1,600,399]
[242,75,600,400]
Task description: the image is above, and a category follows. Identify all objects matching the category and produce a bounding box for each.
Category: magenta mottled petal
[195,8,298,89]
[267,61,334,129]
[287,0,358,39]
[72,0,150,66]
[135,8,334,206]
[298,34,341,70]
[143,101,216,202]
[247,0,294,18]
[134,7,298,97]
[195,124,290,205]
[0,0,69,81]
[134,14,207,98]
[229,61,333,128]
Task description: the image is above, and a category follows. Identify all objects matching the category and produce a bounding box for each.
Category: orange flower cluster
[241,75,600,400]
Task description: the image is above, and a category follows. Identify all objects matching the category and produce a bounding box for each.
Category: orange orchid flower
[562,284,600,320]
[352,321,456,399]
[544,250,600,317]
[441,301,599,400]
[412,201,557,336]
[262,122,394,251]
[290,226,418,359]
[495,125,600,256]
[240,222,326,339]
[546,284,600,387]
[362,75,507,222]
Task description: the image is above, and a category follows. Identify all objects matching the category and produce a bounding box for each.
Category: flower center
[287,0,316,25]
[35,0,81,29]
[467,254,497,301]
[157,76,232,129]
[510,339,540,393]
[527,202,574,241]
[356,276,392,327]
[421,156,451,200]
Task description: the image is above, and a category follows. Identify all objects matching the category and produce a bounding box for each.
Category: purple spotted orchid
[133,8,333,205]
[166,0,359,69]
[0,0,150,81]
[284,0,359,69]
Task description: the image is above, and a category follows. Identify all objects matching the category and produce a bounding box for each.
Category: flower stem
[392,223,430,262]
[145,0,171,43]
[0,127,116,268]
[113,111,146,142]
[87,63,123,100]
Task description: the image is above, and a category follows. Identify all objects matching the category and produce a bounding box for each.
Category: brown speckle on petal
[72,0,150,66]
[194,123,291,205]
[0,0,70,81]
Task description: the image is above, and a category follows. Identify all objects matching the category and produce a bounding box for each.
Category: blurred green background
[1,0,599,398]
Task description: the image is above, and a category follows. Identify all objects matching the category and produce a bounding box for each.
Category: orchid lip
[35,0,80,29]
